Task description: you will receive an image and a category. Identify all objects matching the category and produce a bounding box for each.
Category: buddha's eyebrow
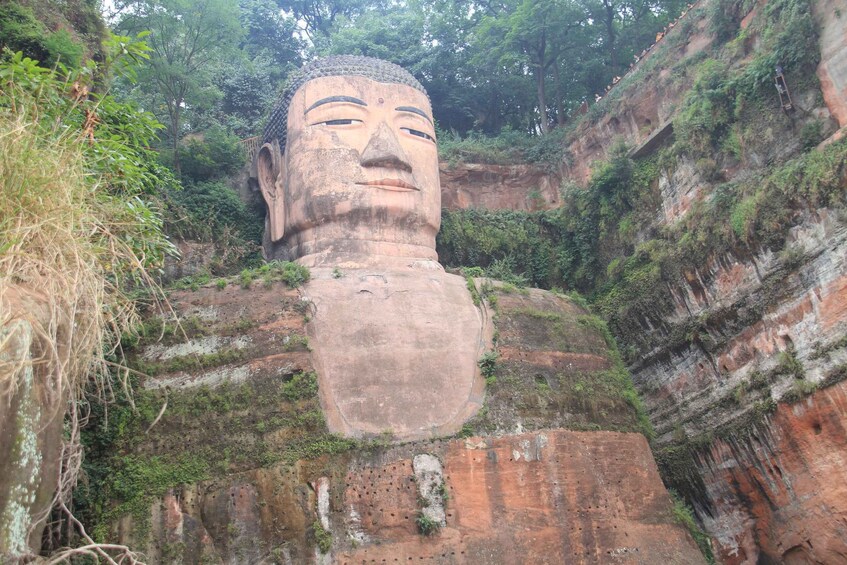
[305,96,367,113]
[396,106,433,124]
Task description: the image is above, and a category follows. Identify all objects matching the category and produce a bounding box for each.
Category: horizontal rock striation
[439,163,561,211]
[102,277,702,563]
[120,430,705,565]
[696,381,847,564]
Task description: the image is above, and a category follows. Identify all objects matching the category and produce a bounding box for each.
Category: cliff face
[93,276,702,564]
[0,289,67,560]
[642,206,847,563]
[439,163,561,211]
[435,0,847,561]
[122,429,703,565]
[566,0,847,561]
[639,208,847,444]
[697,381,847,564]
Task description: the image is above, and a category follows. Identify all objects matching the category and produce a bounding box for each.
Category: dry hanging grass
[0,94,154,563]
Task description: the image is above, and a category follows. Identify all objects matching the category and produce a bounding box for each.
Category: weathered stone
[120,429,706,565]
[697,380,847,564]
[304,267,487,440]
[0,289,67,560]
[107,55,702,565]
[113,279,704,563]
[814,0,847,128]
[255,61,440,267]
[439,163,561,211]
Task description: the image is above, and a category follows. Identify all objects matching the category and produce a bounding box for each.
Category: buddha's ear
[257,142,285,242]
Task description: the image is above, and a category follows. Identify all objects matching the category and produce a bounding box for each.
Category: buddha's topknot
[262,55,427,152]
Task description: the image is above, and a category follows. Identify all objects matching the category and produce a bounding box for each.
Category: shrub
[437,127,565,167]
[0,52,172,552]
[415,512,441,536]
[311,521,332,553]
[281,371,319,401]
[41,29,84,68]
[167,180,262,243]
[0,4,88,69]
[478,351,498,384]
[0,4,50,61]
[176,126,245,183]
[670,491,716,564]
[800,119,824,150]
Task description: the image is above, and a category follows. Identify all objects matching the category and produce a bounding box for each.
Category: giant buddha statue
[254,56,488,441]
[98,56,703,565]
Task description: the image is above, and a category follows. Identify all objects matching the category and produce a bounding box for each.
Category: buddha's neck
[287,237,441,270]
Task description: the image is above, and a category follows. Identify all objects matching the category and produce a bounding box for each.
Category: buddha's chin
[281,217,439,268]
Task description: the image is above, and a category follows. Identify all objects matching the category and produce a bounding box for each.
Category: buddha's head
[256,56,441,267]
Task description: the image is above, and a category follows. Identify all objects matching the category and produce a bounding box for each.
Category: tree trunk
[535,32,549,134]
[603,0,618,71]
[169,101,182,175]
[536,70,549,134]
[553,63,566,126]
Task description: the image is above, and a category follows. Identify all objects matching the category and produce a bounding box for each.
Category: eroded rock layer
[104,278,702,564]
[120,431,705,565]
[439,163,561,211]
[696,381,847,564]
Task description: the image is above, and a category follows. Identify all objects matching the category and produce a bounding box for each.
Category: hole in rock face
[813,422,822,435]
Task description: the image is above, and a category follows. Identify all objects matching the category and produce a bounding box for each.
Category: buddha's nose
[359,122,412,173]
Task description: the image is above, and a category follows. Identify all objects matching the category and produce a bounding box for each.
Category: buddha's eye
[401,127,435,142]
[319,119,362,126]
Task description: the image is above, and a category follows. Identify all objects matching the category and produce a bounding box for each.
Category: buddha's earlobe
[257,143,285,242]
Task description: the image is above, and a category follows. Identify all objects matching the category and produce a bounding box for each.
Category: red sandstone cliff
[102,279,704,564]
[439,163,561,211]
[435,0,847,561]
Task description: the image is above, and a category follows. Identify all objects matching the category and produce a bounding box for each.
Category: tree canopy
[101,0,684,149]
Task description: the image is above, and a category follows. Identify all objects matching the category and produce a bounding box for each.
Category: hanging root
[44,501,144,565]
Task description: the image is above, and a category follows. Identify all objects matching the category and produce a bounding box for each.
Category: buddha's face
[257,75,441,263]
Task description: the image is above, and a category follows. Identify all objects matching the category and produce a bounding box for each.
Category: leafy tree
[275,0,376,40]
[176,126,246,183]
[115,0,244,173]
[475,0,588,132]
[240,0,303,67]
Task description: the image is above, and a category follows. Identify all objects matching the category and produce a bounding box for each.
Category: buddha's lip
[356,179,419,191]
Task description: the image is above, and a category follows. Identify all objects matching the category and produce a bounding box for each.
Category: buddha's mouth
[356,179,419,192]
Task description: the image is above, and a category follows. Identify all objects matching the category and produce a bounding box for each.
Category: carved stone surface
[304,267,488,440]
[253,57,484,438]
[256,58,440,267]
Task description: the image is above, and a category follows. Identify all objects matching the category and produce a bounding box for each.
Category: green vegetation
[440,135,847,363]
[670,490,716,564]
[311,520,333,553]
[459,285,653,438]
[438,143,662,292]
[238,261,311,289]
[77,363,361,543]
[478,351,499,385]
[811,335,847,360]
[655,397,777,511]
[92,454,211,541]
[281,371,319,401]
[0,43,178,557]
[0,1,104,68]
[131,349,245,377]
[415,512,441,536]
[8,0,845,558]
[438,128,569,167]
